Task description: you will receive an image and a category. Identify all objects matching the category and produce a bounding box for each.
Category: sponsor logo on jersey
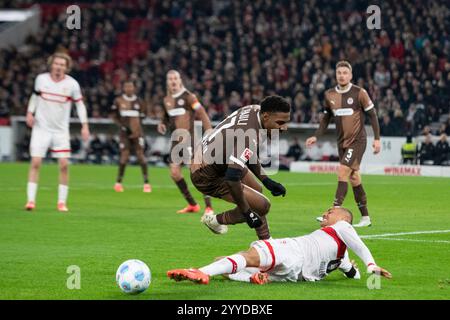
[240,148,254,162]
[332,108,354,117]
[167,108,186,117]
[120,110,140,117]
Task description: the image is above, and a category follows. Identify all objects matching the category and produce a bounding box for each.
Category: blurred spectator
[434,134,450,165]
[70,135,82,155]
[0,0,448,138]
[418,134,435,165]
[104,135,119,162]
[285,137,303,161]
[401,134,418,164]
[87,134,104,164]
[380,114,395,137]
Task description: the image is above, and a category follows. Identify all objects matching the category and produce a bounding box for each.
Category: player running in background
[110,80,151,193]
[157,70,213,214]
[167,207,392,284]
[190,96,290,240]
[25,52,90,212]
[306,61,381,227]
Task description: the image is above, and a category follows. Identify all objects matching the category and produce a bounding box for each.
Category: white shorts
[251,238,304,282]
[30,127,71,158]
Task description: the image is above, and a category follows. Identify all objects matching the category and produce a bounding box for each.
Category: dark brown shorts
[119,132,145,153]
[338,140,367,171]
[190,166,249,199]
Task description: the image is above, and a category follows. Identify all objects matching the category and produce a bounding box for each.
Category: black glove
[242,209,263,229]
[262,177,286,197]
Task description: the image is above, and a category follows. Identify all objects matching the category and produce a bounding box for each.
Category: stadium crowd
[0,0,449,138]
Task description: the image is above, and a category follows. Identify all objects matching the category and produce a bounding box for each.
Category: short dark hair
[340,207,354,224]
[260,95,291,113]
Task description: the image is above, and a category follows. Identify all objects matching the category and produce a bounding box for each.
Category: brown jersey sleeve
[110,98,121,124]
[139,99,147,119]
[358,88,374,112]
[359,88,380,139]
[314,92,332,137]
[188,93,203,111]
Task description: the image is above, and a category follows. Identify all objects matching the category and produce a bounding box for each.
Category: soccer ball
[116,259,151,294]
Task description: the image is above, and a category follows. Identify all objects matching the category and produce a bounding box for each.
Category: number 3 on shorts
[345,148,353,163]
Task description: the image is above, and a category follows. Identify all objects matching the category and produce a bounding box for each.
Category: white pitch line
[364,237,450,244]
[360,230,450,239]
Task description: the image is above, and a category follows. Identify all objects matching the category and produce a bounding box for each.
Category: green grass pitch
[0,162,449,300]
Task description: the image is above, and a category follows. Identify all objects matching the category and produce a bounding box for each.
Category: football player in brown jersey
[110,80,151,193]
[306,61,381,227]
[157,70,214,214]
[190,96,290,240]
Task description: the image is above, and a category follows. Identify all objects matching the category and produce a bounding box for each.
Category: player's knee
[31,160,41,171]
[59,161,69,173]
[170,168,182,181]
[260,198,271,216]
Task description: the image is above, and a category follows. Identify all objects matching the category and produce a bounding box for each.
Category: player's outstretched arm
[334,221,392,279]
[306,111,331,146]
[366,108,381,154]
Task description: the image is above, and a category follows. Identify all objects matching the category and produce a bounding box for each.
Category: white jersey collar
[122,94,137,102]
[335,83,353,94]
[172,87,187,98]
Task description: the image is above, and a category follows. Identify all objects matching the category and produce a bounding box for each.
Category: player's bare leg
[115,149,129,192]
[171,164,200,213]
[203,195,214,214]
[167,247,267,285]
[316,164,352,222]
[136,147,151,193]
[211,183,271,240]
[57,157,69,212]
[350,170,371,227]
[25,157,42,210]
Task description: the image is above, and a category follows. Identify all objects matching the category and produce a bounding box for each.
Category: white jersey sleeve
[332,221,376,268]
[27,74,44,114]
[72,80,88,124]
[339,250,361,279]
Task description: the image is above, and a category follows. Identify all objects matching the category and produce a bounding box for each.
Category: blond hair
[47,52,72,72]
[336,60,352,72]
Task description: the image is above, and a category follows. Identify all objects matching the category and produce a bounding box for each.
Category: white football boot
[353,216,372,227]
[201,213,228,235]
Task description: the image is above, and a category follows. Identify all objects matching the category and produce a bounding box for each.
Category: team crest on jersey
[134,103,139,109]
[177,99,185,106]
[240,148,254,162]
[347,97,354,105]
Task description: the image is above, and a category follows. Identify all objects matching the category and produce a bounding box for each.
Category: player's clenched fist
[305,136,317,147]
[262,177,286,197]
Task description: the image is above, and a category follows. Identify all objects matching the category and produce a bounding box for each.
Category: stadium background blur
[0,0,449,166]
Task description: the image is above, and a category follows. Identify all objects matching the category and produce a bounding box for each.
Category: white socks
[199,254,247,276]
[58,184,69,204]
[27,182,38,202]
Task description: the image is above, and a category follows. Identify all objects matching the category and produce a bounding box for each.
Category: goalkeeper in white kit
[168,207,391,284]
[25,52,90,212]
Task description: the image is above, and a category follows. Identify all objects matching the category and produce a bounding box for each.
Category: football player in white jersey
[25,52,90,212]
[167,207,391,285]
